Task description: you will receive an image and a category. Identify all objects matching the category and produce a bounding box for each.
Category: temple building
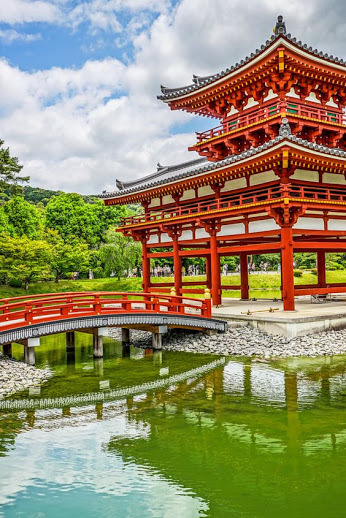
[101,17,346,310]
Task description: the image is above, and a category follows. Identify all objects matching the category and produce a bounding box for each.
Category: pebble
[109,325,346,358]
[0,355,52,400]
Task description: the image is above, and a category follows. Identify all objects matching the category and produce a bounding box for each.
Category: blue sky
[0,0,345,194]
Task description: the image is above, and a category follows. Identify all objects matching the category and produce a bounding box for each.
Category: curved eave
[158,35,346,105]
[101,138,346,205]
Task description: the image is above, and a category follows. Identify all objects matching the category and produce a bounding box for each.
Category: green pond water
[0,333,346,518]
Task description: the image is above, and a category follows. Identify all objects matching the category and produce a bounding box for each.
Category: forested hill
[23,186,97,205]
[2,185,97,206]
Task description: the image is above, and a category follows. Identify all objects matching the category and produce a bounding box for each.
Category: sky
[0,0,345,194]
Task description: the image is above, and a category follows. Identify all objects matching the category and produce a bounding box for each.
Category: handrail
[120,182,346,227]
[194,100,345,143]
[0,291,212,331]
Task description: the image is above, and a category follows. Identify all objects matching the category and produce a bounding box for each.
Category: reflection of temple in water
[1,357,346,516]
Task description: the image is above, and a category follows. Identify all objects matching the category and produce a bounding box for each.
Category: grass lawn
[0,270,345,300]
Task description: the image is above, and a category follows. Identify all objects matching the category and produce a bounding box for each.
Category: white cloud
[0,0,345,193]
[0,0,170,32]
[0,29,41,44]
[0,0,61,24]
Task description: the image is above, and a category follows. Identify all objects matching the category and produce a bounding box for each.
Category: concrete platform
[212,297,346,338]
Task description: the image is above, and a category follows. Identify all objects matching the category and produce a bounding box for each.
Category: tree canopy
[45,193,125,245]
[0,140,29,194]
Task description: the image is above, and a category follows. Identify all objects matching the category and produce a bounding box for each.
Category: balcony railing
[195,101,345,143]
[120,182,346,228]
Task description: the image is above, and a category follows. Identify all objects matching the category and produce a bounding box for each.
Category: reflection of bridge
[0,292,226,364]
[0,358,225,411]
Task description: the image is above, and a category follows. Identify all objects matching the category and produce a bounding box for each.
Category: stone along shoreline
[110,325,346,358]
[0,355,52,400]
[2,324,346,400]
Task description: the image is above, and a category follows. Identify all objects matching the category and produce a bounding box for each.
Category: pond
[0,332,346,517]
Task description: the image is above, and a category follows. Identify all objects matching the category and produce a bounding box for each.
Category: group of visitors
[151,265,172,277]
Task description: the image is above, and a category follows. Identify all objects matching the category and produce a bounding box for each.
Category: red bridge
[0,291,226,365]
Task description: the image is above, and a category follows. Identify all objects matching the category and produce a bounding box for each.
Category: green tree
[45,193,125,245]
[0,140,29,194]
[3,196,43,238]
[99,232,141,280]
[45,229,90,282]
[0,206,10,235]
[0,234,52,289]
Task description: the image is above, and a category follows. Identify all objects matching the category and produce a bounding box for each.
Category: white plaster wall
[181,189,196,201]
[326,98,338,108]
[306,92,320,103]
[328,219,346,231]
[227,106,238,117]
[218,223,244,236]
[250,170,277,186]
[287,88,300,99]
[292,169,319,182]
[293,217,324,230]
[147,234,159,245]
[179,230,193,241]
[149,197,160,208]
[323,173,345,185]
[243,97,258,110]
[160,233,172,243]
[198,185,215,197]
[195,228,210,239]
[162,194,174,205]
[221,177,247,192]
[249,219,279,232]
[263,89,277,102]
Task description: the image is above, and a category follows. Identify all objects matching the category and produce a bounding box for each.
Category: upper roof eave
[100,136,346,202]
[157,34,346,104]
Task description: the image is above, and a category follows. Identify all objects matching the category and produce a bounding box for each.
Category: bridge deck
[0,292,226,345]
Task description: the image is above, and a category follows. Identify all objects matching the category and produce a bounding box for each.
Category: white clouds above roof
[0,0,345,193]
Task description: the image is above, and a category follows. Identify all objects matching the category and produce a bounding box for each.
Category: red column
[210,232,221,306]
[240,252,249,299]
[206,255,212,289]
[173,237,182,295]
[142,240,151,293]
[281,226,295,310]
[317,250,326,287]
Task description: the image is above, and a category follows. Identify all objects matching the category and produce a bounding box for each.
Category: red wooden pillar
[240,252,249,299]
[281,226,295,310]
[206,255,212,289]
[142,240,151,293]
[317,250,326,287]
[173,237,182,295]
[210,232,221,306]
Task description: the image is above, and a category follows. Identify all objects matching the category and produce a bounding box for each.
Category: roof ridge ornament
[273,15,286,36]
[279,117,292,137]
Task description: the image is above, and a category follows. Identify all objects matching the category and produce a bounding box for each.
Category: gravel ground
[0,355,52,400]
[109,325,346,358]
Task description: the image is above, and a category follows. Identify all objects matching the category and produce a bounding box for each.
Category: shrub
[9,278,22,288]
[293,270,303,278]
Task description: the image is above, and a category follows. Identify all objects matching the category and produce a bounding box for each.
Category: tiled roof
[114,157,207,191]
[100,133,346,200]
[157,33,346,102]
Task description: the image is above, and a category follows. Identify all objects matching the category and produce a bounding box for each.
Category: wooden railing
[0,292,212,332]
[120,183,346,227]
[195,101,345,143]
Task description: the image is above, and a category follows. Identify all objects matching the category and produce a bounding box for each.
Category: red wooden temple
[101,17,346,310]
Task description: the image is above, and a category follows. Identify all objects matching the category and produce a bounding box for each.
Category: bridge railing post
[94,294,102,315]
[152,297,159,312]
[61,304,70,317]
[24,304,33,325]
[204,289,212,318]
